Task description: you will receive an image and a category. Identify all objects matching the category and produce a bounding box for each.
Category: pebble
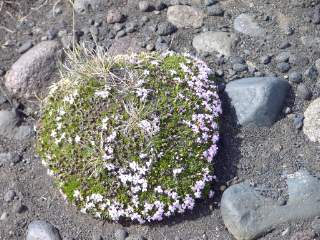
[277,62,291,73]
[290,230,316,240]
[285,26,294,35]
[141,16,149,22]
[275,52,291,62]
[233,63,247,72]
[138,42,146,48]
[289,72,302,84]
[312,218,320,235]
[0,212,8,221]
[289,54,309,66]
[92,233,102,240]
[4,190,16,202]
[114,23,124,33]
[205,0,217,6]
[297,84,312,100]
[170,0,180,5]
[158,21,176,36]
[12,200,24,213]
[116,30,126,38]
[146,43,155,51]
[279,42,291,49]
[139,1,150,12]
[26,221,61,240]
[107,9,123,24]
[89,25,99,36]
[282,106,292,114]
[207,5,224,16]
[156,42,169,53]
[148,25,157,32]
[18,41,33,54]
[155,2,167,11]
[126,22,138,33]
[115,228,128,240]
[304,66,318,79]
[260,55,271,64]
[230,56,245,64]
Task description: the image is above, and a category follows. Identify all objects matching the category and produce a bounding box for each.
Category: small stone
[114,23,124,32]
[289,72,302,84]
[89,26,99,36]
[139,1,150,12]
[126,22,138,33]
[230,56,245,64]
[155,2,167,11]
[26,221,61,240]
[47,30,56,40]
[170,0,180,5]
[220,185,227,191]
[295,114,305,130]
[205,0,217,6]
[282,106,291,114]
[277,196,287,206]
[157,21,176,36]
[275,52,291,63]
[138,42,146,48]
[277,62,291,73]
[116,30,126,38]
[255,72,264,77]
[260,55,271,64]
[4,190,16,202]
[282,228,290,236]
[107,9,123,24]
[312,218,320,235]
[12,200,24,213]
[114,228,128,240]
[0,212,8,221]
[304,66,318,80]
[297,84,312,100]
[207,5,224,16]
[108,32,115,39]
[263,15,270,21]
[285,26,294,35]
[92,233,102,240]
[146,43,155,51]
[249,67,257,73]
[18,41,33,54]
[233,63,247,72]
[141,16,149,22]
[289,54,309,66]
[0,69,5,76]
[216,69,224,77]
[279,42,291,49]
[148,25,157,32]
[155,42,169,53]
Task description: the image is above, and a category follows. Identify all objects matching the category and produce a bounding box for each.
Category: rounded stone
[141,16,149,22]
[4,190,16,202]
[157,21,176,36]
[26,221,61,240]
[277,62,291,73]
[126,22,138,33]
[138,1,150,12]
[89,25,99,36]
[205,0,217,6]
[116,30,126,38]
[114,228,128,240]
[146,43,155,51]
[233,63,247,72]
[297,84,312,100]
[107,9,123,24]
[207,5,224,16]
[289,72,302,84]
[155,2,167,11]
[312,218,320,235]
[12,200,23,213]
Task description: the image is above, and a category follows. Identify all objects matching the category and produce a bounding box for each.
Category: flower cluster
[36,49,221,223]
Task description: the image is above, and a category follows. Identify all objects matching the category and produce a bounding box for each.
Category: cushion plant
[36,45,222,223]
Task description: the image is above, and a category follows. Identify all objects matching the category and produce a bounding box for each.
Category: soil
[1,0,320,239]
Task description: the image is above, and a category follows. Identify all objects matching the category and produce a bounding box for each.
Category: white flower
[150,60,159,65]
[80,207,87,214]
[75,135,81,143]
[57,123,62,130]
[129,161,138,171]
[51,130,57,138]
[173,167,184,176]
[42,159,48,166]
[56,116,61,121]
[91,193,103,203]
[59,109,66,115]
[143,70,150,75]
[106,131,117,142]
[73,190,80,198]
[154,186,163,193]
[47,169,54,176]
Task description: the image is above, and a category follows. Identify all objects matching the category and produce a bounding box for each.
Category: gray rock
[309,4,320,24]
[12,200,23,213]
[157,21,176,36]
[0,109,35,140]
[289,54,309,66]
[5,40,62,99]
[230,56,245,64]
[295,114,304,129]
[289,72,302,84]
[62,237,74,240]
[297,84,312,100]
[260,55,271,64]
[255,72,264,77]
[275,52,291,63]
[126,22,138,33]
[279,42,291,49]
[114,23,124,32]
[301,36,320,47]
[193,31,240,56]
[26,221,61,240]
[167,5,206,29]
[139,1,150,12]
[155,42,169,53]
[170,0,180,5]
[225,77,290,127]
[141,16,149,22]
[277,62,291,73]
[205,0,217,6]
[61,34,78,49]
[116,30,126,38]
[234,14,267,37]
[304,97,320,142]
[312,218,320,235]
[315,58,320,72]
[89,25,99,36]
[4,190,16,202]
[304,66,318,79]
[155,2,167,11]
[233,63,247,72]
[0,212,8,221]
[285,26,294,35]
[221,171,320,240]
[18,41,33,54]
[148,25,157,32]
[74,0,102,14]
[115,228,128,240]
[107,9,123,24]
[146,43,155,51]
[207,5,224,16]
